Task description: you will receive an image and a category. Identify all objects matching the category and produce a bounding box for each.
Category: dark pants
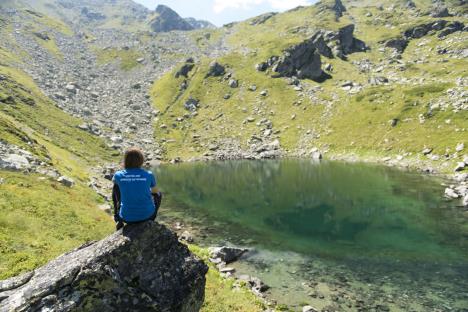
[123,210,157,224]
[112,184,162,228]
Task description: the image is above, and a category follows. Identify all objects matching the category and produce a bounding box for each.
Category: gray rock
[389,118,399,127]
[206,61,225,77]
[208,246,248,264]
[431,6,451,18]
[332,0,347,18]
[303,306,319,312]
[463,195,468,207]
[0,222,208,312]
[184,97,200,111]
[33,32,50,41]
[228,79,238,88]
[384,37,409,53]
[255,62,268,72]
[0,154,30,170]
[175,59,195,78]
[369,76,389,85]
[454,173,468,182]
[208,144,219,151]
[445,187,459,199]
[179,231,194,243]
[455,162,466,172]
[272,39,326,81]
[455,143,464,152]
[422,148,433,155]
[57,176,75,187]
[311,151,323,160]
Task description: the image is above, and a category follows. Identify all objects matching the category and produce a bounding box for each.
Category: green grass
[95,47,143,71]
[188,245,266,312]
[0,171,114,279]
[150,0,468,172]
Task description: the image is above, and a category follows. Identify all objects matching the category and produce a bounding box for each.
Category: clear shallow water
[154,160,468,311]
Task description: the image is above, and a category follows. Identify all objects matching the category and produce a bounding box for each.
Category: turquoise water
[154,160,468,311]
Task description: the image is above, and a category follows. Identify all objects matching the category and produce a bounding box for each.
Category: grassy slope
[0,13,117,278]
[151,0,468,173]
[0,10,266,310]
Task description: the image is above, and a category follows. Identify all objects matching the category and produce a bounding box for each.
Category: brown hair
[124,148,144,169]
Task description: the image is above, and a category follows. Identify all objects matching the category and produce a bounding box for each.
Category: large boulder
[205,61,225,78]
[431,6,451,18]
[336,24,368,56]
[384,37,409,52]
[273,43,324,81]
[0,222,208,312]
[332,0,347,18]
[175,58,195,78]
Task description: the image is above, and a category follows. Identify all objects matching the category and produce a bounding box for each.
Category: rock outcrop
[384,20,466,53]
[260,24,367,81]
[150,5,194,32]
[249,12,277,25]
[273,42,325,81]
[0,222,208,312]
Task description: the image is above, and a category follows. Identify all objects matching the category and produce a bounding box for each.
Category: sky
[133,0,316,26]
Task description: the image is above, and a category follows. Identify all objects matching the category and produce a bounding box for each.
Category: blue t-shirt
[113,168,156,222]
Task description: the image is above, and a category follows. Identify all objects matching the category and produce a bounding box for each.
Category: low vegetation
[151,0,467,174]
[0,171,113,279]
[189,245,266,312]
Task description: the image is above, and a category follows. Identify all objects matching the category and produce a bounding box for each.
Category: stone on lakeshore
[445,187,459,199]
[454,162,466,172]
[179,230,194,243]
[208,246,248,264]
[463,195,468,207]
[455,143,464,152]
[0,222,208,312]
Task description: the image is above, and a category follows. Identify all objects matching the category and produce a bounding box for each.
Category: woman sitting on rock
[112,148,162,230]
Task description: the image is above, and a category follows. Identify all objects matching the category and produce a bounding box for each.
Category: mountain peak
[151,3,216,32]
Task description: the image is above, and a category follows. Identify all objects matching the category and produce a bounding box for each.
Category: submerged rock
[0,222,208,312]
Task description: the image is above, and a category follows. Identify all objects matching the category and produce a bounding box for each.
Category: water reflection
[155,160,467,263]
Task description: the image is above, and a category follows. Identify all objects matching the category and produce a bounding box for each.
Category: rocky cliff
[0,222,208,312]
[150,5,195,32]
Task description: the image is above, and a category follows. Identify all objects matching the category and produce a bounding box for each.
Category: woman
[112,148,161,230]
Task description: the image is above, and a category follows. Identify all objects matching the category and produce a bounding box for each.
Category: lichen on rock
[0,222,208,312]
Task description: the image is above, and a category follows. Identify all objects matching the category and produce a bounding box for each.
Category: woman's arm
[151,186,160,194]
